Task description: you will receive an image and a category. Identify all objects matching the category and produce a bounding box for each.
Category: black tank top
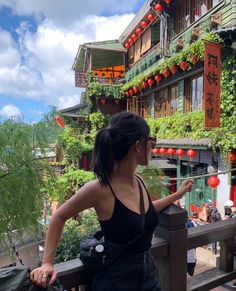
[99,176,159,254]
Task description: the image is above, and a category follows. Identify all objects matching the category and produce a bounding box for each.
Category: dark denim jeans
[92,250,162,291]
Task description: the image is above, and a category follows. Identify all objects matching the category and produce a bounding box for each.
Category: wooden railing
[55,204,236,291]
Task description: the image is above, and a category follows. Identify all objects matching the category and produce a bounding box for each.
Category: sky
[0,0,144,122]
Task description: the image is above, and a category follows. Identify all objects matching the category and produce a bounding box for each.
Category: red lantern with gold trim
[208,176,220,189]
[125,91,130,97]
[133,86,139,94]
[176,148,184,158]
[148,13,155,22]
[132,34,137,41]
[167,148,175,158]
[129,89,134,96]
[155,74,162,83]
[147,78,155,87]
[128,38,133,44]
[154,2,163,13]
[142,81,148,89]
[136,28,143,35]
[163,69,171,78]
[141,20,148,28]
[164,0,171,6]
[159,148,167,156]
[125,43,130,49]
[152,148,159,156]
[187,149,196,158]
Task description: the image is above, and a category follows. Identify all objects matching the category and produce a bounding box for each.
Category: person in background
[30,112,193,291]
[186,219,197,277]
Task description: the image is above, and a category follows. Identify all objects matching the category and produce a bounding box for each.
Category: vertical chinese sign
[75,70,87,88]
[204,41,221,128]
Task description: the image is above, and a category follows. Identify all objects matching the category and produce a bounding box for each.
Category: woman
[31,112,193,290]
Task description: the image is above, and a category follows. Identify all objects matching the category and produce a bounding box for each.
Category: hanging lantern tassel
[55,116,65,128]
[207,176,220,206]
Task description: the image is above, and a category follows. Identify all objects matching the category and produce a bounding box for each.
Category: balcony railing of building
[55,204,236,291]
[126,43,161,82]
[90,77,125,85]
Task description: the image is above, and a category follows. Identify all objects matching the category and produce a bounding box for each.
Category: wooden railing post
[219,237,235,272]
[155,204,187,291]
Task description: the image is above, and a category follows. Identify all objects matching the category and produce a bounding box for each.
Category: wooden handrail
[55,205,236,291]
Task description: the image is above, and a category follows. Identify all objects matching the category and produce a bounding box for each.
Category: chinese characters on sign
[75,71,87,88]
[204,42,221,128]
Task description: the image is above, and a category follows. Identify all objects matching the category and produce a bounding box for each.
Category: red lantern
[141,20,148,28]
[125,90,130,97]
[155,74,162,83]
[100,98,106,105]
[148,13,155,22]
[170,65,178,74]
[164,0,171,5]
[187,149,196,158]
[167,148,175,157]
[129,89,134,95]
[163,69,171,78]
[228,151,236,162]
[154,2,163,13]
[147,78,155,87]
[142,81,148,89]
[159,148,167,155]
[124,43,130,49]
[133,86,139,93]
[176,148,184,157]
[180,61,189,71]
[208,176,220,189]
[132,34,137,41]
[128,38,133,44]
[136,27,143,35]
[55,116,65,128]
[152,148,159,155]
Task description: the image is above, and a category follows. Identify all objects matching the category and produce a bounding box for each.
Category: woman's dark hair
[93,111,150,184]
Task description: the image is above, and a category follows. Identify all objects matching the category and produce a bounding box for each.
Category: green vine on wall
[146,54,236,155]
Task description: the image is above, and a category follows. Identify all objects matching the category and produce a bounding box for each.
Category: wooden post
[219,237,235,272]
[155,204,187,291]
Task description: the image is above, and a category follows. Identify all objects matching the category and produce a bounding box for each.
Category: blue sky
[0,0,144,122]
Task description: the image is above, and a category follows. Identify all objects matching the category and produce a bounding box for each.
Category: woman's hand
[176,179,194,199]
[30,263,57,288]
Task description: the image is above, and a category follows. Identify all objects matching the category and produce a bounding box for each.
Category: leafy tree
[0,109,61,246]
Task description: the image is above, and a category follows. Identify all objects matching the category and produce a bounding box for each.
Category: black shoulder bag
[79,179,145,272]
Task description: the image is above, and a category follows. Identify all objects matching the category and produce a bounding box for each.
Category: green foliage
[54,209,100,263]
[0,117,56,241]
[59,126,94,163]
[89,112,109,132]
[45,168,95,203]
[86,82,124,105]
[136,165,169,199]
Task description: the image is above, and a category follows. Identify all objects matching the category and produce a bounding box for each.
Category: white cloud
[0,104,22,118]
[0,2,135,110]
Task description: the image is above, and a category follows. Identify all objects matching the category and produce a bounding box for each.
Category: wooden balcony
[91,76,125,85]
[55,204,236,291]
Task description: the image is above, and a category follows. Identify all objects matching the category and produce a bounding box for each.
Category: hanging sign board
[75,70,87,88]
[204,41,221,128]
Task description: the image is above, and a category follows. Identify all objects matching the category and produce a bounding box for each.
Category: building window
[170,83,179,114]
[175,0,222,34]
[190,75,203,111]
[155,88,169,117]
